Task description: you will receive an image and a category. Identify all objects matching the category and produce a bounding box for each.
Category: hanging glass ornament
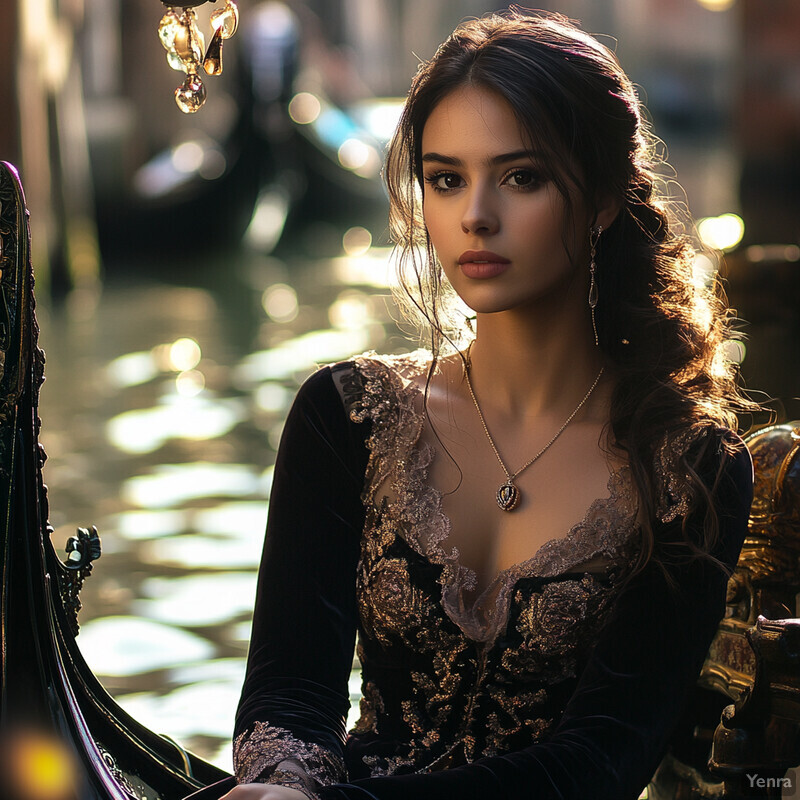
[203,1,238,76]
[210,1,238,39]
[157,1,239,113]
[174,9,205,65]
[175,70,207,113]
[158,8,182,50]
[203,28,224,76]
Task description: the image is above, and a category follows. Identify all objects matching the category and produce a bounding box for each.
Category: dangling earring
[588,225,603,346]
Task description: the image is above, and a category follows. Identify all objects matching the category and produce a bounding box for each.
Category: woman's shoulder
[655,423,753,525]
[326,348,432,413]
[293,349,432,424]
[676,424,752,481]
[329,348,432,383]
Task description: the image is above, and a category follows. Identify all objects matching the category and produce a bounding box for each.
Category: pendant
[496,481,520,512]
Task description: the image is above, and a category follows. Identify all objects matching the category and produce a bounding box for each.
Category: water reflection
[140,531,264,570]
[77,617,215,676]
[233,328,373,384]
[38,236,402,771]
[121,463,270,508]
[135,573,259,626]
[111,509,188,540]
[332,247,393,287]
[107,396,245,454]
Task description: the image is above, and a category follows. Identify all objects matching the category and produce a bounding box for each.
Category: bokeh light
[723,339,746,365]
[1,729,77,800]
[338,138,371,170]
[342,226,372,257]
[175,369,205,396]
[745,244,800,263]
[696,0,735,10]
[692,252,717,287]
[697,213,745,251]
[329,291,373,330]
[288,92,322,125]
[262,284,299,323]
[172,141,204,173]
[169,337,202,372]
[255,382,292,413]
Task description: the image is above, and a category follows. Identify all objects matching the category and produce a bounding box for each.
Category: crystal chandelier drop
[157,0,239,113]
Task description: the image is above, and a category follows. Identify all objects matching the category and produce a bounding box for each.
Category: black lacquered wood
[0,160,231,798]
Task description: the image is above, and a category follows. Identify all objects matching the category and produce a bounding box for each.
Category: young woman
[224,10,753,800]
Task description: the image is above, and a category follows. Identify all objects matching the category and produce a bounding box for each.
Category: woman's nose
[460,187,499,235]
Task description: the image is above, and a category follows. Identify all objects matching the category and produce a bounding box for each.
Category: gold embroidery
[352,680,385,735]
[484,687,552,756]
[655,426,707,523]
[232,721,346,786]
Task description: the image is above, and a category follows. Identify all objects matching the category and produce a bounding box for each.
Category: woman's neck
[465,310,607,420]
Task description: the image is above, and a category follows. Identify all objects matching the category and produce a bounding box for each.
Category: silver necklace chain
[462,352,604,511]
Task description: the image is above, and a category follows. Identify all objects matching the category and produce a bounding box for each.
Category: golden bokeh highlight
[262,284,299,323]
[697,213,745,251]
[1,730,78,800]
[696,0,735,10]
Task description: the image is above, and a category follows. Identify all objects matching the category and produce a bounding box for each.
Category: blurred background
[2,0,799,775]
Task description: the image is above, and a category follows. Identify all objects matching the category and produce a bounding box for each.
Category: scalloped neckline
[358,352,640,643]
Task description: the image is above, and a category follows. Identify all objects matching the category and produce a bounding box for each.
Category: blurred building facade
[737,0,800,246]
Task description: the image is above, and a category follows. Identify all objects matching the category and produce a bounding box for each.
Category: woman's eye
[425,172,462,191]
[505,169,539,188]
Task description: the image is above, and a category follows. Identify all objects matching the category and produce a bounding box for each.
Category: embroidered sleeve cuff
[266,768,319,800]
[233,721,347,787]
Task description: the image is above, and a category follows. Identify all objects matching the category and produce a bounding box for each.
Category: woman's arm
[234,367,369,790]
[317,437,754,800]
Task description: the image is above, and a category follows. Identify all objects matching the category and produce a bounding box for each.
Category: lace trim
[442,466,639,643]
[346,351,463,568]
[345,352,642,645]
[233,721,346,787]
[655,426,706,523]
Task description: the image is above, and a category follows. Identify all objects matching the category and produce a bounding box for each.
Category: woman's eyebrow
[421,150,542,166]
[490,149,542,165]
[421,152,462,166]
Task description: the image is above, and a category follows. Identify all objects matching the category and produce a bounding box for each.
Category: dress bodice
[335,352,642,775]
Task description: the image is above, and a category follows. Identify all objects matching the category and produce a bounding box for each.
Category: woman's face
[420,85,591,317]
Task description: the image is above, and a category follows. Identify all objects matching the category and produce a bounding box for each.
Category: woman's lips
[458,250,510,279]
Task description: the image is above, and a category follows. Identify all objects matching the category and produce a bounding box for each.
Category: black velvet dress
[232,352,753,800]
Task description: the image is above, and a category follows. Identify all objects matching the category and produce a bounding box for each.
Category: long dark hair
[384,9,753,579]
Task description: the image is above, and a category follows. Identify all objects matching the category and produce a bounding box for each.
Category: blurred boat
[0,160,230,799]
[94,1,398,259]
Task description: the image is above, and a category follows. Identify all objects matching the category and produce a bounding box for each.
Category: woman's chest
[348,354,639,653]
[359,442,638,651]
[418,419,624,594]
[355,528,620,684]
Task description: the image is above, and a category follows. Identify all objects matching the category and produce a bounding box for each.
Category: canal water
[37,214,407,774]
